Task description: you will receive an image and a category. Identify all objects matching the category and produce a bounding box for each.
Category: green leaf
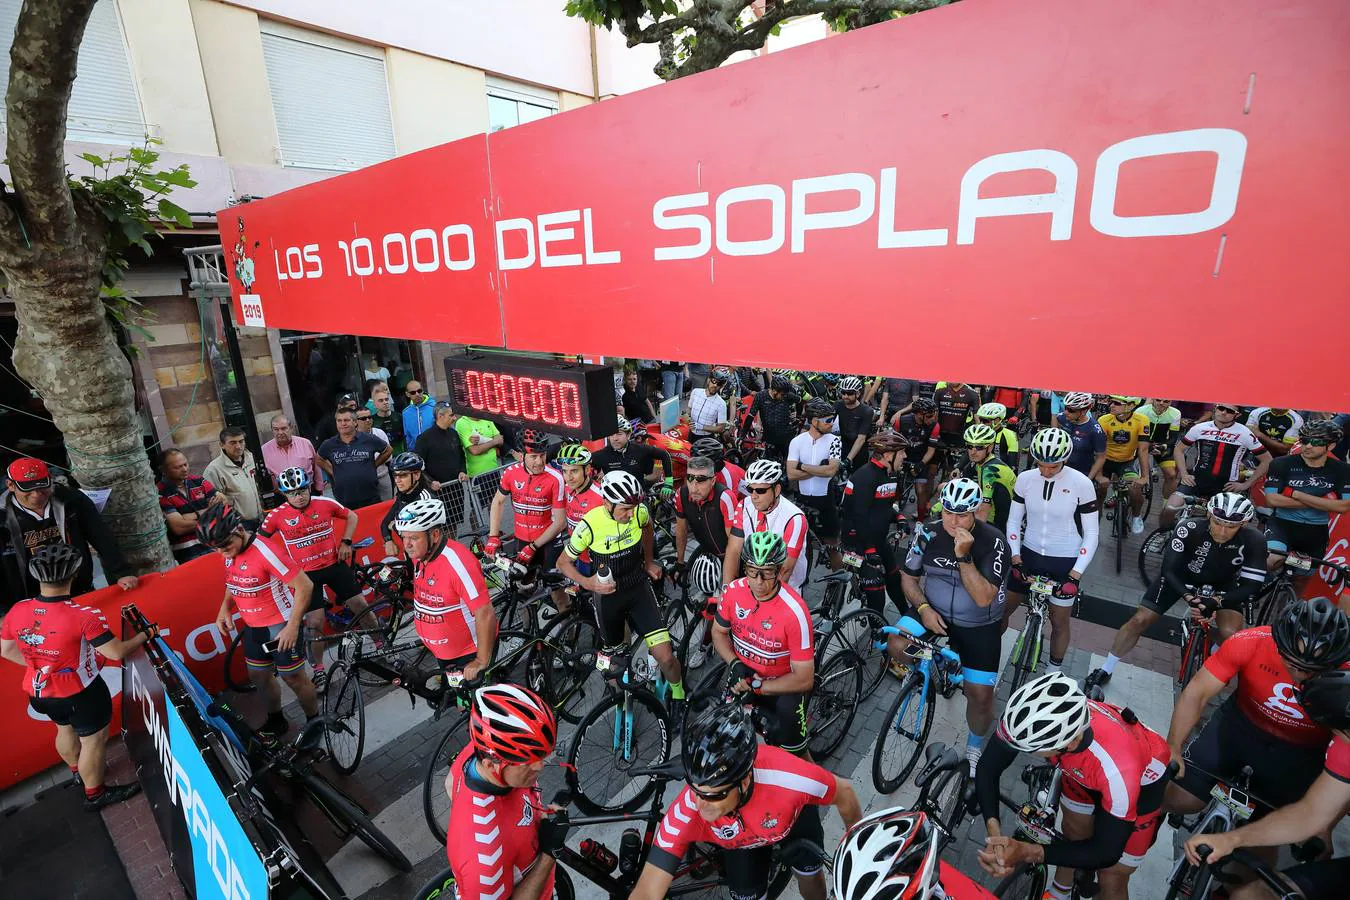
[78,152,107,167]
[156,199,191,228]
[664,0,678,14]
[770,22,782,36]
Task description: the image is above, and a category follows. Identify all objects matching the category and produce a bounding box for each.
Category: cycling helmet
[1029,427,1074,465]
[1207,492,1255,524]
[1299,419,1344,445]
[683,703,757,788]
[838,376,864,394]
[393,497,447,533]
[963,423,997,447]
[555,443,592,468]
[708,366,732,383]
[741,531,788,569]
[469,684,557,765]
[600,470,644,505]
[390,452,425,474]
[197,503,244,548]
[277,466,311,492]
[1001,673,1091,753]
[868,430,910,455]
[805,398,835,420]
[1298,669,1350,731]
[1063,392,1095,411]
[629,419,650,442]
[745,458,783,486]
[521,429,548,453]
[911,397,937,414]
[1108,395,1141,406]
[976,402,1007,421]
[1272,597,1350,673]
[691,437,725,463]
[939,477,983,513]
[689,554,723,598]
[770,375,793,393]
[614,415,633,434]
[28,543,83,585]
[833,808,941,900]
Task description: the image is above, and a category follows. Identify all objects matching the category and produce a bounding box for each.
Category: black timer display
[443,353,617,441]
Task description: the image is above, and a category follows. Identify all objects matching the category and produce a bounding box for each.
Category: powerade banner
[219,0,1350,411]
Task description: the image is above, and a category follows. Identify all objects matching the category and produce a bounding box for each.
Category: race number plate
[841,550,864,570]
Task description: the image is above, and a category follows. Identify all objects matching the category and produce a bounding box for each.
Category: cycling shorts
[1060,770,1167,868]
[306,562,362,608]
[243,622,307,675]
[796,492,839,540]
[436,650,479,674]
[937,621,1002,687]
[594,580,669,649]
[722,804,824,898]
[1174,699,1324,811]
[748,691,811,754]
[1013,549,1079,608]
[1139,578,1246,617]
[28,677,112,737]
[1282,856,1350,899]
[1101,459,1140,480]
[1175,474,1227,503]
[1264,517,1329,560]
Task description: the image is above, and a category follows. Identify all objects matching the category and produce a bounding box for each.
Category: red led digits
[537,379,559,424]
[518,377,539,419]
[559,382,582,428]
[448,360,595,436]
[499,374,520,416]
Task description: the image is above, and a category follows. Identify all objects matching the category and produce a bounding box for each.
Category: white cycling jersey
[1006,465,1099,570]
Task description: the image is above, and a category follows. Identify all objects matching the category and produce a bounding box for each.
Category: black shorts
[796,492,839,540]
[748,691,811,754]
[1264,517,1329,559]
[595,580,669,649]
[1176,474,1227,502]
[29,678,112,737]
[1011,548,1079,606]
[1139,578,1246,617]
[1175,700,1324,810]
[306,562,362,608]
[242,622,307,675]
[1101,458,1140,479]
[722,805,825,898]
[436,651,478,674]
[939,621,1002,687]
[1281,857,1350,899]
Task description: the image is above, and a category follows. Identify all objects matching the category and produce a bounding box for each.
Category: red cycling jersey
[445,743,552,900]
[648,744,835,871]
[714,579,814,678]
[938,862,999,899]
[225,536,301,628]
[1,597,113,698]
[563,481,604,532]
[413,539,493,661]
[719,461,745,496]
[260,496,351,571]
[1325,735,1350,783]
[1204,627,1331,748]
[497,464,564,544]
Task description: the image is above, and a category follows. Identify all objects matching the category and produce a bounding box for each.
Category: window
[486,77,558,133]
[259,22,395,171]
[0,0,145,144]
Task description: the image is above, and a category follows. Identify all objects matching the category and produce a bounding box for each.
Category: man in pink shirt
[262,415,326,494]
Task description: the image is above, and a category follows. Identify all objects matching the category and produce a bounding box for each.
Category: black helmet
[521,428,549,453]
[805,398,834,420]
[691,437,724,464]
[1299,419,1344,446]
[197,503,244,548]
[868,429,910,455]
[770,375,793,393]
[1272,597,1350,672]
[911,397,937,414]
[28,543,82,584]
[1297,668,1350,731]
[391,451,425,473]
[683,703,758,788]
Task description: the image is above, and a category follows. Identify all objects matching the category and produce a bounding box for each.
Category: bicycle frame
[880,618,963,735]
[1010,578,1053,682]
[596,650,670,761]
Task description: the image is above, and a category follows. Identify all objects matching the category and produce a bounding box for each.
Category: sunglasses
[745,568,778,582]
[747,485,775,495]
[686,474,714,483]
[690,783,738,802]
[1303,439,1331,447]
[1215,406,1239,414]
[407,389,423,396]
[815,416,837,423]
[357,415,372,421]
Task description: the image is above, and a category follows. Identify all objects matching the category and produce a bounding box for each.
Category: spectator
[317,410,391,509]
[402,380,436,448]
[416,402,469,488]
[157,449,223,564]
[686,369,731,440]
[261,415,325,495]
[1,459,137,606]
[660,360,686,401]
[622,369,657,423]
[203,427,263,529]
[366,382,402,451]
[355,407,394,501]
[362,353,390,388]
[315,393,360,448]
[456,411,504,517]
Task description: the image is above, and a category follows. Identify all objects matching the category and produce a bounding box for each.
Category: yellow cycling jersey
[1098,412,1151,462]
[566,504,650,589]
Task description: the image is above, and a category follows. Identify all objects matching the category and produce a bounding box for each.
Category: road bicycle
[1192,846,1307,900]
[872,617,966,794]
[1252,552,1349,626]
[1103,471,1140,574]
[910,742,977,849]
[1176,588,1221,687]
[1137,500,1208,585]
[1005,575,1057,693]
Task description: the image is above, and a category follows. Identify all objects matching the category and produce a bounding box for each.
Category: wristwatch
[341,538,353,546]
[955,554,973,564]
[750,677,764,694]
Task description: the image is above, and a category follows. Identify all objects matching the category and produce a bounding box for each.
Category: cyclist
[202,503,319,736]
[834,376,876,472]
[975,401,1019,462]
[395,498,496,681]
[551,442,604,613]
[1138,398,1182,501]
[485,429,566,585]
[899,477,1010,772]
[261,466,370,687]
[380,451,437,558]
[788,398,843,570]
[632,703,862,900]
[1163,403,1270,529]
[1004,428,1099,676]
[833,807,997,900]
[841,431,912,620]
[1262,419,1350,581]
[692,436,745,497]
[933,381,980,451]
[748,375,800,461]
[0,544,152,810]
[892,397,940,514]
[1246,405,1304,457]
[445,684,565,900]
[1055,392,1107,481]
[1096,396,1152,534]
[723,459,809,591]
[976,673,1173,900]
[674,455,736,591]
[557,470,685,706]
[956,423,1016,533]
[590,415,675,491]
[1088,493,1266,691]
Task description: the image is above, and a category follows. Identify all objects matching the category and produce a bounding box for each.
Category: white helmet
[832,808,940,900]
[1029,427,1074,464]
[1000,672,1091,753]
[939,477,983,513]
[1063,392,1095,411]
[394,498,447,533]
[599,470,644,505]
[689,555,723,598]
[745,458,784,486]
[1207,491,1255,524]
[838,376,864,394]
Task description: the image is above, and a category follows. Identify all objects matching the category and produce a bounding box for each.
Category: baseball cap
[7,458,52,490]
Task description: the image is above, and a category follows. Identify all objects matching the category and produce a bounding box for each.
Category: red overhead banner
[221,0,1350,412]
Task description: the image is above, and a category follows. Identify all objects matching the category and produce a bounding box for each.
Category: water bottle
[580,838,618,873]
[595,564,615,590]
[618,828,642,875]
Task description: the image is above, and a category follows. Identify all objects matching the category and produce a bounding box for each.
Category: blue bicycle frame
[603,653,669,759]
[877,616,964,738]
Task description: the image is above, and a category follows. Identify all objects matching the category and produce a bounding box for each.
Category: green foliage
[70,137,196,346]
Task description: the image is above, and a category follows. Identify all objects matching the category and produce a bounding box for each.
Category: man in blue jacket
[402,380,436,449]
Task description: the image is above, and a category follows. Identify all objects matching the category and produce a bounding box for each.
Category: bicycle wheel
[1115,504,1126,574]
[1007,613,1042,694]
[223,630,253,693]
[808,649,862,760]
[917,765,970,841]
[345,602,425,687]
[872,674,935,794]
[1140,476,1156,520]
[411,866,456,900]
[322,662,365,775]
[816,608,888,699]
[1138,525,1170,586]
[678,604,717,685]
[541,612,603,723]
[994,862,1047,899]
[1257,581,1297,627]
[565,689,672,814]
[301,773,412,872]
[422,712,470,844]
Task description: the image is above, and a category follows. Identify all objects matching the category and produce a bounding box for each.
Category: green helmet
[555,443,592,467]
[964,423,998,446]
[741,531,788,569]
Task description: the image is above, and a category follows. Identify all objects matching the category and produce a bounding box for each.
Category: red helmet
[469,684,557,764]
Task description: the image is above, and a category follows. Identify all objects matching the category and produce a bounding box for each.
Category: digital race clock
[443,353,618,441]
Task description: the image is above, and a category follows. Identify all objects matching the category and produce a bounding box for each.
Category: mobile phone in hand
[260,639,280,654]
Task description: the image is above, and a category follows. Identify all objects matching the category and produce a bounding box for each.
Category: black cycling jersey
[591,441,673,481]
[895,413,938,453]
[749,389,799,449]
[675,481,732,559]
[840,458,899,553]
[903,518,1008,627]
[380,482,436,542]
[833,400,875,461]
[1158,516,1267,605]
[934,384,980,447]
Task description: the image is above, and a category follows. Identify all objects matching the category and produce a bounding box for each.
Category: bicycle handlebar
[1196,846,1301,900]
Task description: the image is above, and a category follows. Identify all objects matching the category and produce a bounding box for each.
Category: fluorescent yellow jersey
[1098,412,1151,462]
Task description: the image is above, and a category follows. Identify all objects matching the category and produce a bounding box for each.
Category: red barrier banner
[0,502,393,789]
[1310,511,1350,606]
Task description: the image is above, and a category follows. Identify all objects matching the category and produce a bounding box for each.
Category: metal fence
[430,465,512,539]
